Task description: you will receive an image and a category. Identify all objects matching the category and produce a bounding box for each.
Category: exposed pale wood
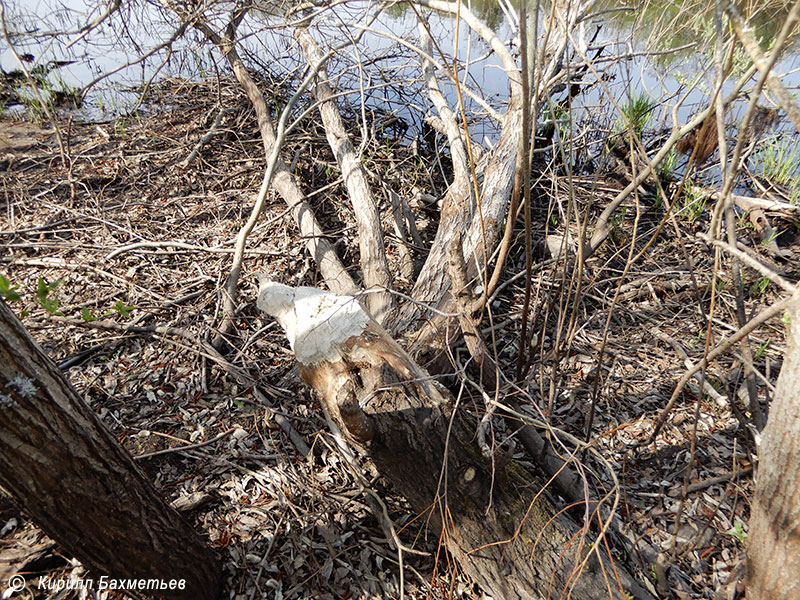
[724,192,800,217]
[0,300,221,599]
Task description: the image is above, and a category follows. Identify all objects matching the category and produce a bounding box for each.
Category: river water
[2,0,799,187]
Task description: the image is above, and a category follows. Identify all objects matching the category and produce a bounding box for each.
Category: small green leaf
[111,300,136,319]
[36,277,61,300]
[36,277,54,297]
[727,520,748,543]
[0,274,21,302]
[35,278,63,315]
[41,297,63,316]
[81,307,97,322]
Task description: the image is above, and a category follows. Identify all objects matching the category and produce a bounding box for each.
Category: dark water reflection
[2,0,799,178]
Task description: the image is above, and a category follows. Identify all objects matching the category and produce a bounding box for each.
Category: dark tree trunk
[748,290,800,600]
[0,300,222,600]
[258,281,654,600]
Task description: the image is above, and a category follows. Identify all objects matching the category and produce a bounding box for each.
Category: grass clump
[606,91,657,158]
[618,91,657,140]
[753,135,800,204]
[679,184,707,224]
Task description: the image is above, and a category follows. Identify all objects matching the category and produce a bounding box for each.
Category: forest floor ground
[1,78,799,600]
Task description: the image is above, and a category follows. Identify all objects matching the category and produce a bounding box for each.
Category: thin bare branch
[295,26,394,323]
[650,292,798,442]
[726,0,800,133]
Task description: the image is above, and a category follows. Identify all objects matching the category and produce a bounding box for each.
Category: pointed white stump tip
[256,278,369,365]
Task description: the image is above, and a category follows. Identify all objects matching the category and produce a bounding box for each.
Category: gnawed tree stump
[257,279,653,600]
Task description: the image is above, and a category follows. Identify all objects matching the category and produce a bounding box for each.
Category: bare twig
[52,316,311,456]
[726,0,800,133]
[0,3,67,164]
[79,16,194,102]
[106,240,281,260]
[680,467,752,495]
[179,105,231,168]
[584,62,758,257]
[697,233,796,293]
[65,0,122,49]
[134,428,235,460]
[650,292,798,442]
[715,191,800,216]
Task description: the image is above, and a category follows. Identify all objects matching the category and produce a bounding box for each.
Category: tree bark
[188,11,358,298]
[390,2,524,340]
[295,26,395,324]
[0,300,222,600]
[257,281,653,600]
[748,290,800,600]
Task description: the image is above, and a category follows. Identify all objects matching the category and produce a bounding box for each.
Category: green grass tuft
[753,135,800,204]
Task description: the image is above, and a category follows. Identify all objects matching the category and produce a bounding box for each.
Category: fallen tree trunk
[0,300,222,600]
[257,279,653,600]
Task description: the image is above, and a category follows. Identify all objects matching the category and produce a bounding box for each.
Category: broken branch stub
[256,279,653,600]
